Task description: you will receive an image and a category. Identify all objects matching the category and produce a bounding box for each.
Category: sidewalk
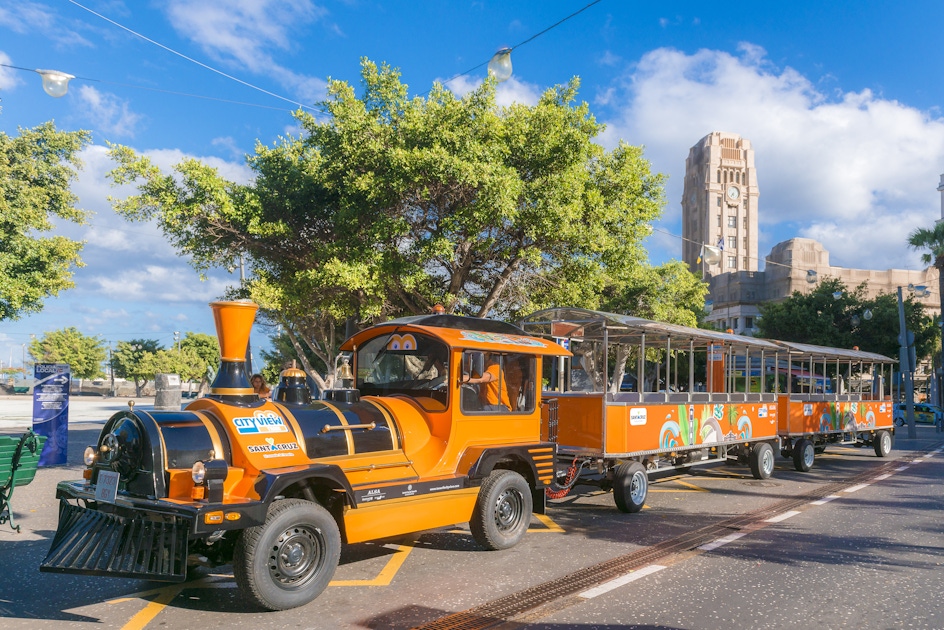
[0,395,164,434]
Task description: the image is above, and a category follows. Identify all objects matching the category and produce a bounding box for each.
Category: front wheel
[470,470,532,550]
[792,438,815,472]
[873,429,893,457]
[233,499,341,611]
[749,442,775,479]
[613,461,648,513]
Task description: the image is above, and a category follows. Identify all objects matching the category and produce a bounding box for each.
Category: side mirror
[462,352,484,381]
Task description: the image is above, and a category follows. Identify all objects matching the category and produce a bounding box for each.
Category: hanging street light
[36,69,74,97]
[487,47,513,82]
[702,245,722,266]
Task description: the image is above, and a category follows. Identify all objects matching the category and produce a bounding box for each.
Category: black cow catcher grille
[40,500,190,582]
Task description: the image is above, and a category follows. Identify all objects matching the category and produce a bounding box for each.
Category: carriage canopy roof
[519,307,782,352]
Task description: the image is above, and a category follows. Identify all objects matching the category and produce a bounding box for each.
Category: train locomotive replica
[40,300,571,610]
[40,301,895,611]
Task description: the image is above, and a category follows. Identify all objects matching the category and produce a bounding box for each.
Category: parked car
[893,402,943,426]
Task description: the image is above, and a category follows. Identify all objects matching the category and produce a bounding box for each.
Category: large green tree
[29,327,106,381]
[111,339,162,397]
[0,122,92,321]
[757,277,935,360]
[107,59,700,381]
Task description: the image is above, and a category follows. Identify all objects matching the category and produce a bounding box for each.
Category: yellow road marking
[119,584,184,630]
[330,542,414,586]
[530,512,564,532]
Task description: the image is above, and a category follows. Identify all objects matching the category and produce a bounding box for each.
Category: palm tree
[908,221,944,323]
[908,221,944,423]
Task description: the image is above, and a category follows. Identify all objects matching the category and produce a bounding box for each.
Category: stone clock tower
[682,132,759,276]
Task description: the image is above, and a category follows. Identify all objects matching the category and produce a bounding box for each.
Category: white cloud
[163,0,328,105]
[444,75,542,107]
[598,44,944,272]
[0,51,21,90]
[0,1,91,48]
[75,85,144,138]
[92,265,232,303]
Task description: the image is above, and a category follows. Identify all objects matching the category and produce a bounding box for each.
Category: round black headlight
[100,415,144,478]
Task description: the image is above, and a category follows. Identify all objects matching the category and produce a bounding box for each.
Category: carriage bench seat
[0,430,47,533]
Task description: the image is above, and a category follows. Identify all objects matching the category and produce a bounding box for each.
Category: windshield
[356,332,450,406]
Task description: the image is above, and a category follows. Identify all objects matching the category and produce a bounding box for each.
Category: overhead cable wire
[0,62,297,112]
[67,0,314,111]
[434,0,604,92]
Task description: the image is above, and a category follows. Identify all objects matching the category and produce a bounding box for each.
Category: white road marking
[764,510,801,523]
[697,532,747,552]
[578,565,667,599]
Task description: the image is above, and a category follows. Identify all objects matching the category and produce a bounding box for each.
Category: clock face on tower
[727,186,740,201]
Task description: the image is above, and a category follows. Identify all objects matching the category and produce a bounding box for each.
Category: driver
[463,353,511,412]
[419,345,448,387]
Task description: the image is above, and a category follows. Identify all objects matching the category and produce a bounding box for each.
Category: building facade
[681,132,760,276]
[708,238,939,334]
[683,132,940,334]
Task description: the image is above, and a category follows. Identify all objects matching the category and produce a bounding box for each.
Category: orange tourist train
[40,301,894,610]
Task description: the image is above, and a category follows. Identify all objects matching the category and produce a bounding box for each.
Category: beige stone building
[682,132,760,276]
[681,132,939,334]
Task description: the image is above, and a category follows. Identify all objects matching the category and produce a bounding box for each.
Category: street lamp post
[109,345,116,397]
[897,286,918,439]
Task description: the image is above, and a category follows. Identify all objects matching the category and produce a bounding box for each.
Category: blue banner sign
[33,363,70,466]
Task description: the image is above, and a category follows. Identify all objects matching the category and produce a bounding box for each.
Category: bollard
[154,373,182,411]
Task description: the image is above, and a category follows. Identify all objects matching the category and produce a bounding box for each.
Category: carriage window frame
[459,351,536,416]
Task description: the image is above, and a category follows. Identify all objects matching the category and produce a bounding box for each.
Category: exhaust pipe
[208,300,258,401]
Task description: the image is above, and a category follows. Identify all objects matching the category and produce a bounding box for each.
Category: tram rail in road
[411,443,944,630]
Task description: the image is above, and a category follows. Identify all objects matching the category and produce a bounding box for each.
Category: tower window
[727,256,737,269]
[728,236,737,250]
[728,216,737,228]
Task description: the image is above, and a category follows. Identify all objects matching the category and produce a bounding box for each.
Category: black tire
[233,499,341,611]
[749,442,775,479]
[613,461,648,513]
[873,429,893,458]
[470,470,532,550]
[792,438,815,472]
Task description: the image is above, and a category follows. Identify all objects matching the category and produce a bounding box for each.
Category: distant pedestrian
[251,374,271,399]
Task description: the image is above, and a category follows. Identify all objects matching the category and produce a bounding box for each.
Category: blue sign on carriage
[32,363,70,466]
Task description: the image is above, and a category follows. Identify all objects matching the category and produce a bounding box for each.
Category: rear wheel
[613,461,648,513]
[792,438,815,472]
[470,470,532,550]
[749,442,775,479]
[233,499,340,611]
[873,430,893,457]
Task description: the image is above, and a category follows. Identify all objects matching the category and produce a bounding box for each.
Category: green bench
[0,430,47,533]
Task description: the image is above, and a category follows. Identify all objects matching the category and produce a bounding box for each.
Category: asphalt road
[1,396,942,630]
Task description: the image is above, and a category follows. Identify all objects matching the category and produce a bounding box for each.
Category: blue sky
[2,0,944,371]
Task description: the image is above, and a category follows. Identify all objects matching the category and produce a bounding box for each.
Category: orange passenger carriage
[519,308,788,512]
[771,341,895,471]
